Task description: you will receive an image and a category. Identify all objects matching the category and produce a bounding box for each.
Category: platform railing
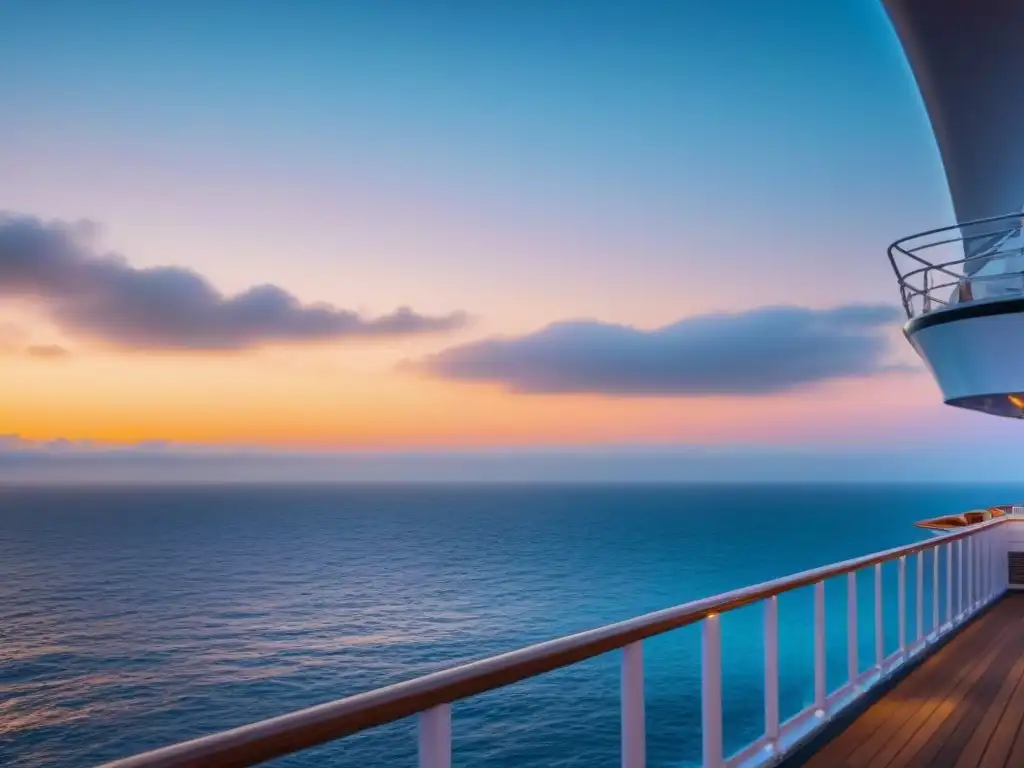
[102,519,1012,768]
[888,211,1024,319]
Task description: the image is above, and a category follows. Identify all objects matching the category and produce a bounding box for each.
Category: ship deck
[800,592,1024,768]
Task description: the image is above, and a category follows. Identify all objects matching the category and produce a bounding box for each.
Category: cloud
[24,343,71,359]
[415,304,907,395]
[0,213,468,350]
[0,322,70,359]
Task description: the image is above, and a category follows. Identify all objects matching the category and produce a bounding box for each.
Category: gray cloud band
[0,213,467,350]
[415,305,907,395]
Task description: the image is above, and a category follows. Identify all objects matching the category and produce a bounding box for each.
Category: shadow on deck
[796,592,1024,768]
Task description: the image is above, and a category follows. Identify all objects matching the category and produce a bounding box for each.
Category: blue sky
[1,0,1011,481]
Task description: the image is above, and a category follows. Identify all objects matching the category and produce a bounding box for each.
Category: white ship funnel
[883,0,1024,419]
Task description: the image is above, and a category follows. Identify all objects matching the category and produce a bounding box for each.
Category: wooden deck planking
[849,623,994,765]
[978,641,1024,768]
[802,594,1024,768]
[808,606,1005,767]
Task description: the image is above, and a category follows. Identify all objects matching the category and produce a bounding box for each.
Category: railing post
[946,542,953,625]
[621,642,645,768]
[419,705,452,768]
[956,539,962,619]
[916,551,924,643]
[764,597,779,744]
[874,563,883,669]
[984,530,991,601]
[978,532,984,603]
[814,581,826,710]
[968,535,974,612]
[981,532,987,603]
[702,614,723,768]
[847,571,858,682]
[932,545,939,633]
[898,556,906,654]
[986,528,992,599]
[1005,522,1012,593]
[995,524,1003,593]
[989,528,994,600]
[987,528,995,602]
[978,532,987,606]
[976,534,981,608]
[991,528,996,598]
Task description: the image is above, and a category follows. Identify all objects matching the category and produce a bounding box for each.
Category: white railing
[888,212,1024,319]
[101,519,1011,768]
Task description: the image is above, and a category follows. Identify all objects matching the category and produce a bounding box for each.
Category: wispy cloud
[24,343,70,359]
[0,322,70,360]
[0,213,468,350]
[415,304,908,396]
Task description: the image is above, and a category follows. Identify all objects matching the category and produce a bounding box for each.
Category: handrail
[101,517,1009,768]
[887,211,1024,319]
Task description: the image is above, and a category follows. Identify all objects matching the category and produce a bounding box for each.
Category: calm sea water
[1,483,1019,767]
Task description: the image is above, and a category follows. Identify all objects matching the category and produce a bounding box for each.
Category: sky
[1,0,1018,480]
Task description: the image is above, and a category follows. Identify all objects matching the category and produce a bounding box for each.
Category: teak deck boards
[804,593,1024,768]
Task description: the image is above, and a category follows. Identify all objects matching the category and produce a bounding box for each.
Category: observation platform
[800,593,1024,768]
[891,212,1024,419]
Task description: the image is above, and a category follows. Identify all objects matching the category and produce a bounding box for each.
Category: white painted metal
[418,705,452,768]
[987,532,995,598]
[1006,523,1012,591]
[983,530,989,599]
[983,530,990,601]
[905,308,1024,409]
[988,529,993,599]
[968,535,974,610]
[992,528,998,597]
[916,552,924,641]
[875,564,884,668]
[972,534,977,606]
[815,581,826,709]
[980,531,986,601]
[847,571,858,681]
[983,532,991,598]
[898,557,906,653]
[978,534,983,604]
[1004,522,1012,591]
[992,527,998,597]
[621,642,645,768]
[932,546,940,631]
[702,615,723,768]
[998,526,1004,593]
[976,535,981,607]
[984,531,990,601]
[988,529,995,599]
[977,533,982,603]
[982,530,990,601]
[764,597,779,743]
[957,539,964,618]
[946,542,953,624]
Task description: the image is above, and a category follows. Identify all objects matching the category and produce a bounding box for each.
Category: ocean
[1,483,1017,767]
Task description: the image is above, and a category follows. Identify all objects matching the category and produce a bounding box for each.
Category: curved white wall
[883,0,1024,270]
[908,306,1024,418]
